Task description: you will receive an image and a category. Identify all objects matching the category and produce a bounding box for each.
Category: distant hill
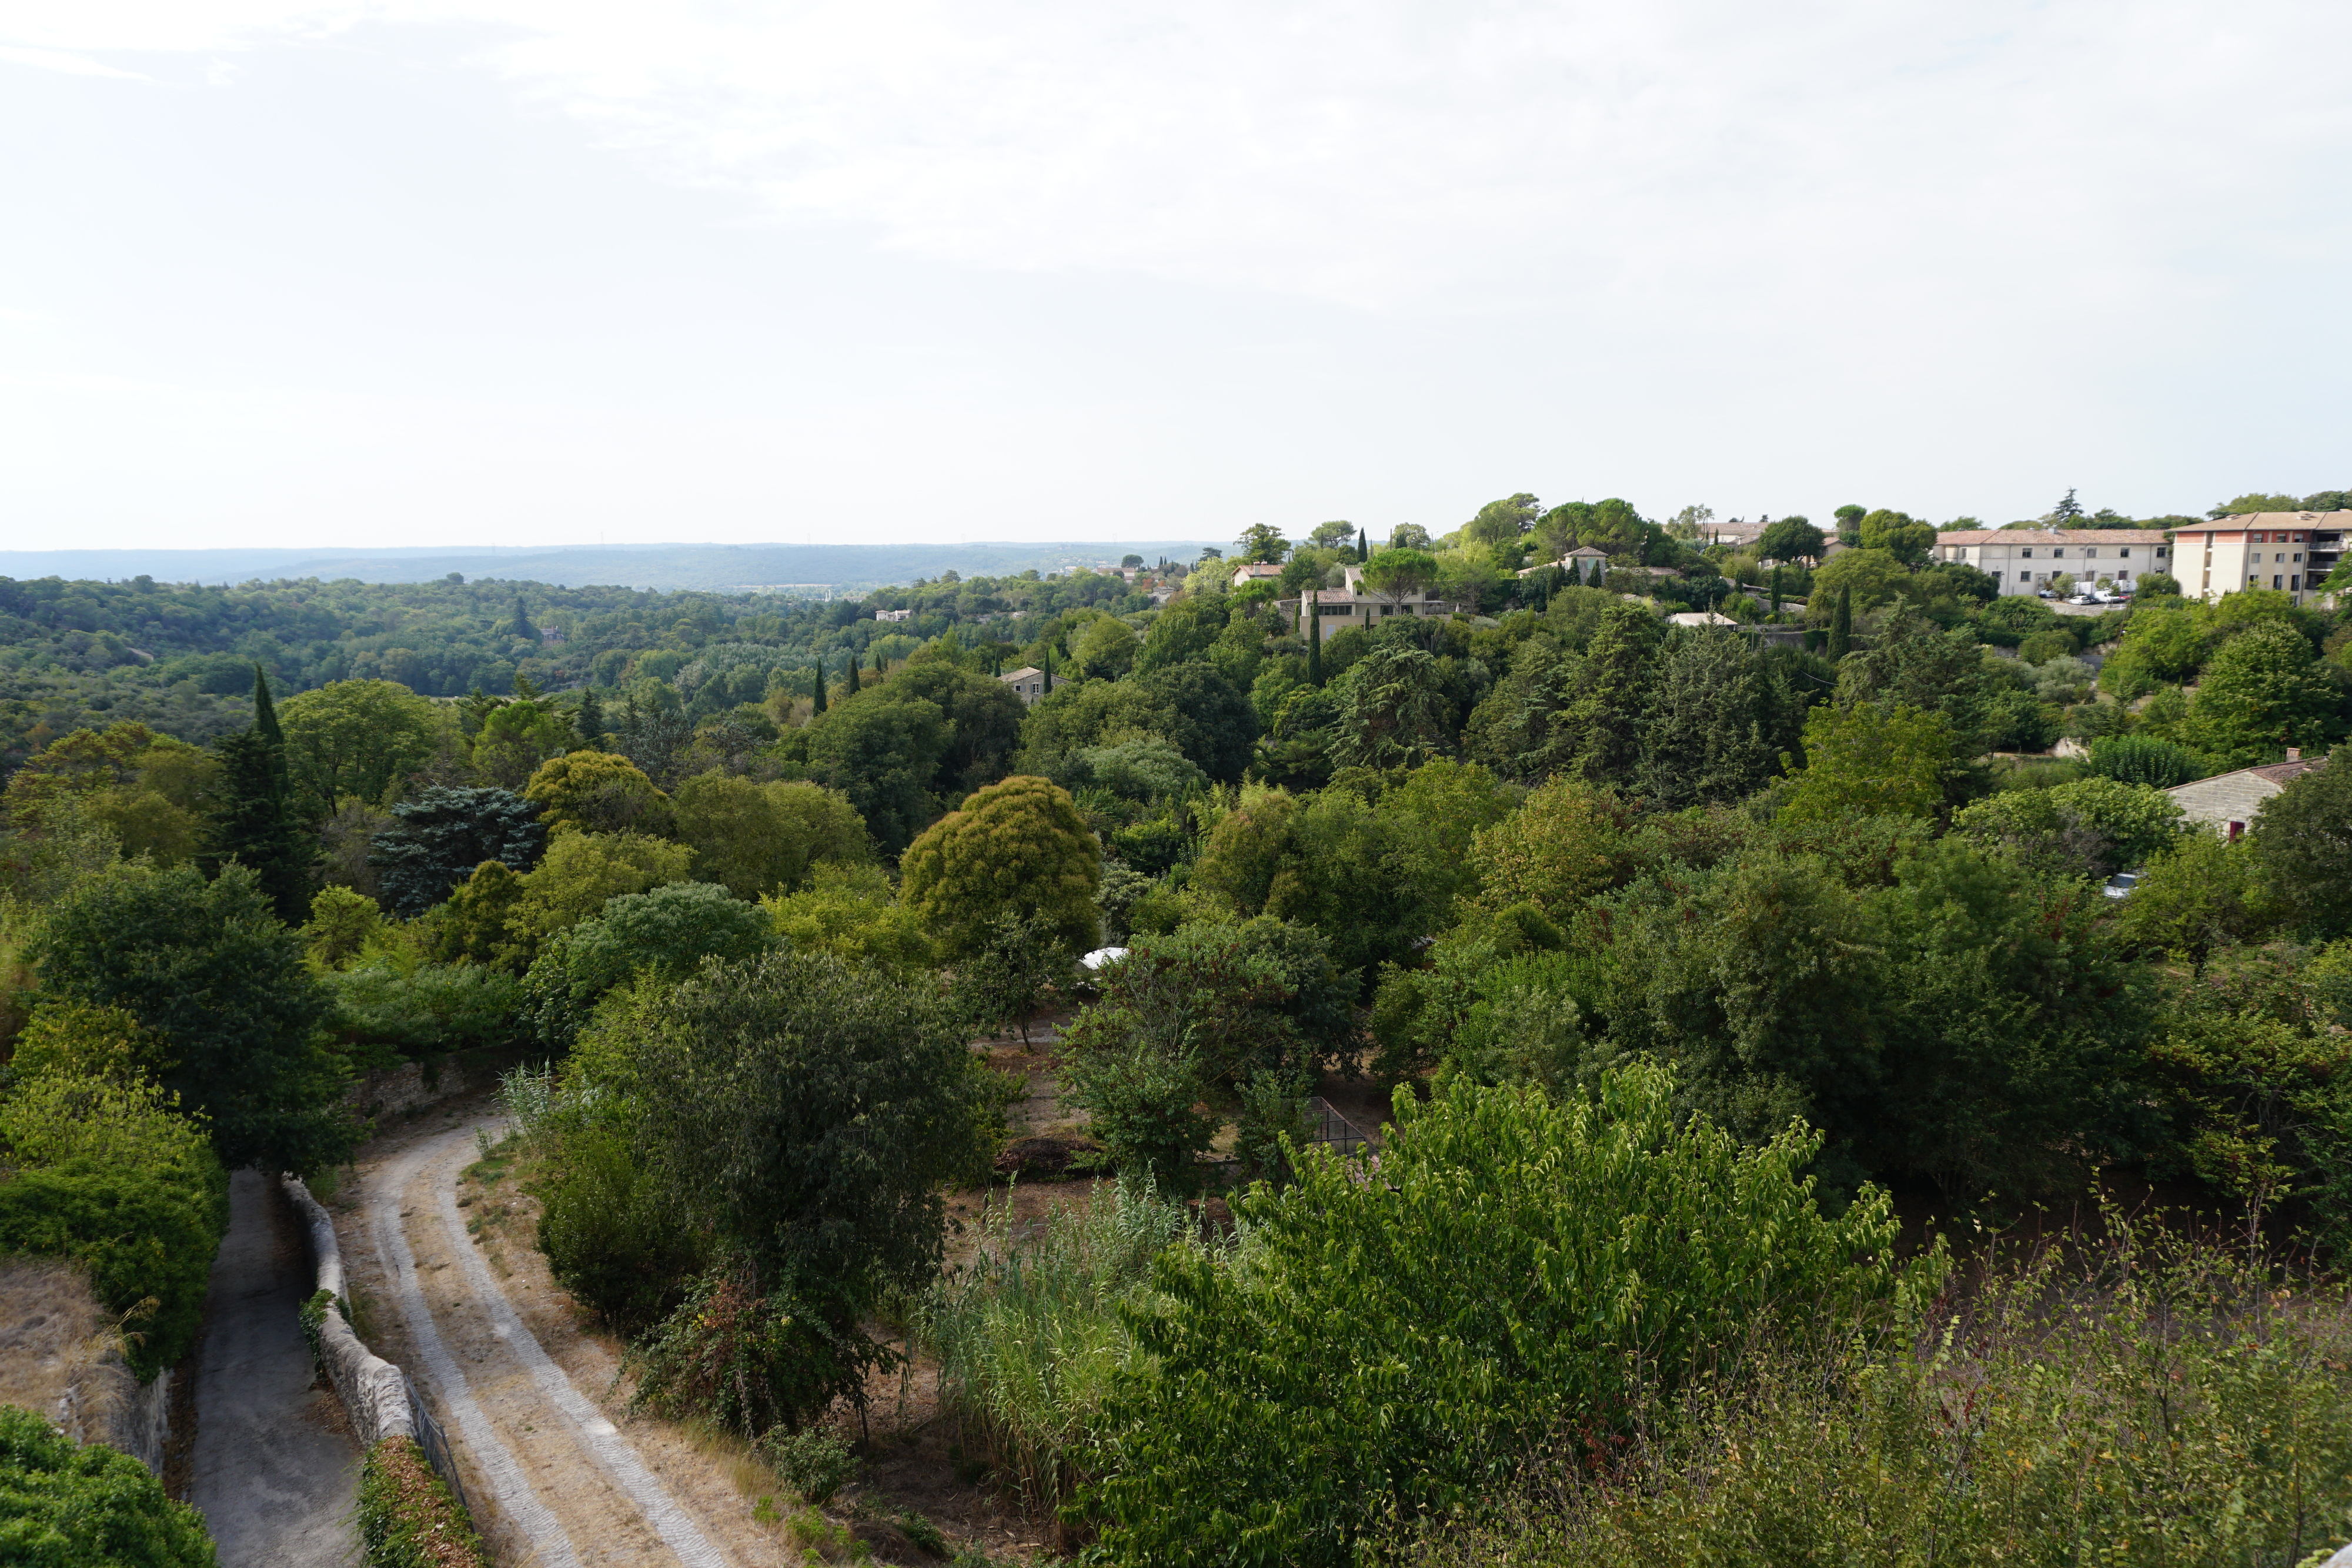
[0,541,1223,595]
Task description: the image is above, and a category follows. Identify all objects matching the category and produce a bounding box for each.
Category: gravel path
[189,1169,361,1568]
[365,1123,733,1568]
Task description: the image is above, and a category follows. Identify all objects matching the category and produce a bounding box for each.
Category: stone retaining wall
[283,1176,413,1448]
[346,1059,468,1125]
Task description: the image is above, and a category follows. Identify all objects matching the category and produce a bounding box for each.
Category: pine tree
[1829,585,1853,659]
[509,595,537,641]
[1308,594,1325,687]
[811,659,828,717]
[205,666,311,923]
[2052,488,2083,523]
[576,687,606,750]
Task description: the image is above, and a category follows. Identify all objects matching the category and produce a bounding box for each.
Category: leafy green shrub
[0,1075,228,1378]
[2086,732,2201,788]
[1950,773,2186,877]
[518,880,776,1047]
[754,1425,860,1506]
[627,1265,866,1438]
[1080,1066,1937,1567]
[1060,920,1344,1192]
[924,1180,1190,1520]
[0,1402,216,1566]
[1387,1215,2352,1568]
[323,961,523,1059]
[356,1435,486,1568]
[533,1120,704,1334]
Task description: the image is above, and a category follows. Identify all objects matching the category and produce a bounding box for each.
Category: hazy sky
[2,1,2347,549]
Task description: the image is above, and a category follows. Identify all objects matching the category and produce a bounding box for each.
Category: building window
[2052,547,2066,557]
[1990,570,2003,584]
[2273,575,2283,589]
[2250,576,2261,587]
[2120,547,2132,557]
[2294,552,2303,563]
[2021,547,2034,558]
[2083,547,2097,557]
[2292,575,2303,591]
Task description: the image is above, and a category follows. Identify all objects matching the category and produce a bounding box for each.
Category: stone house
[2165,751,2328,839]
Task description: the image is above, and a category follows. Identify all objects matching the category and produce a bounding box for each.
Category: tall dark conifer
[576,687,606,749]
[205,665,311,923]
[1355,528,1369,562]
[1042,645,1055,695]
[1829,585,1853,659]
[1307,594,1325,687]
[811,658,828,717]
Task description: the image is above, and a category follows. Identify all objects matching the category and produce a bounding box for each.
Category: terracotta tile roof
[1935,529,2173,546]
[2206,510,2352,527]
[2249,756,2328,787]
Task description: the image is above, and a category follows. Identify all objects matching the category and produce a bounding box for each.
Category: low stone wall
[283,1176,413,1449]
[346,1059,467,1125]
[0,1254,172,1473]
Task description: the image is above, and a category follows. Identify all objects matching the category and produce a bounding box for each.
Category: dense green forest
[7,485,2352,1564]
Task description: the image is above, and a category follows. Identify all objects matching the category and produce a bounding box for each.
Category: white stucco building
[1931,529,2172,595]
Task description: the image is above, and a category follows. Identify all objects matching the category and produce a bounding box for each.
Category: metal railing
[405,1373,472,1520]
[1307,1096,1374,1156]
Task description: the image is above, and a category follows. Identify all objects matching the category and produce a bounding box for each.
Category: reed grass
[921,1179,1190,1522]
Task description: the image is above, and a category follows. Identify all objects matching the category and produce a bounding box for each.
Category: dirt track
[336,1107,779,1567]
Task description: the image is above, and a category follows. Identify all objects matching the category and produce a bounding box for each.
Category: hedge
[0,1402,216,1567]
[0,1164,227,1380]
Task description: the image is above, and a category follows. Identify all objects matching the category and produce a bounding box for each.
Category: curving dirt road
[346,1114,763,1568]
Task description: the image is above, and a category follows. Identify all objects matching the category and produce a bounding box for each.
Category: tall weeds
[1388,1204,2352,1567]
[921,1179,1191,1522]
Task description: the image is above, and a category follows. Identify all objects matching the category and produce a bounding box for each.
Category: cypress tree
[1829,585,1853,659]
[1769,567,1783,618]
[1042,645,1055,694]
[252,663,285,754]
[1307,594,1324,687]
[811,658,828,717]
[1356,528,1369,562]
[205,666,310,923]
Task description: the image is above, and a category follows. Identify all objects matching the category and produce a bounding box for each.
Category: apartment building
[1930,529,2171,596]
[2175,511,2348,605]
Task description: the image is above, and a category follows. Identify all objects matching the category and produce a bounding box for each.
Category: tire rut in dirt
[412,1131,729,1568]
[372,1134,585,1567]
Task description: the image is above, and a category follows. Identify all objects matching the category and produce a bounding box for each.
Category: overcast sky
[1,1,2346,550]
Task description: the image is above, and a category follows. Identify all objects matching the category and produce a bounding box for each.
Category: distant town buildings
[2173,511,2347,606]
[1931,529,2172,596]
[874,607,914,622]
